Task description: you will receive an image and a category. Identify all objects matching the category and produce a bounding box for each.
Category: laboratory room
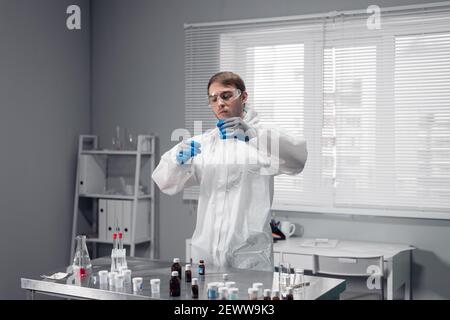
[1,0,450,309]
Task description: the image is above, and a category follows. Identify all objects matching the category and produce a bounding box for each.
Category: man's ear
[241,91,248,104]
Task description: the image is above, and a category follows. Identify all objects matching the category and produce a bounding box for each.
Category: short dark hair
[207,71,246,94]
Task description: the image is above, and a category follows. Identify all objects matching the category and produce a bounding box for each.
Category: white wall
[0,0,91,299]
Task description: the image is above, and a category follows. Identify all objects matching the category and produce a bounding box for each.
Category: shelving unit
[70,134,157,263]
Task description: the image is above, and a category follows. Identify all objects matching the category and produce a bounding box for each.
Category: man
[152,71,307,271]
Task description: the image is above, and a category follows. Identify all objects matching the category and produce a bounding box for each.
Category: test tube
[132,277,143,292]
[150,278,161,294]
[98,270,108,286]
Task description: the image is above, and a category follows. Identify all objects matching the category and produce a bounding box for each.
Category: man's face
[208,82,248,120]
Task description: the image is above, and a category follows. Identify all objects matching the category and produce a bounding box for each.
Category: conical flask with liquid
[72,235,92,279]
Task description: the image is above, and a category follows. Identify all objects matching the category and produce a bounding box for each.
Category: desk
[273,238,414,300]
[21,257,346,300]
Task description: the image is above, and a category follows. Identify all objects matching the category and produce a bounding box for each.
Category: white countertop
[273,237,414,259]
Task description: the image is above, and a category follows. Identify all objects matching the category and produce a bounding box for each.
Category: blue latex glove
[216,117,256,142]
[176,140,201,165]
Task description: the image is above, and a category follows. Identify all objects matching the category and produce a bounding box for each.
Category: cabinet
[70,134,157,263]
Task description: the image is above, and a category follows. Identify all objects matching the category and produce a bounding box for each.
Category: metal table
[21,257,346,300]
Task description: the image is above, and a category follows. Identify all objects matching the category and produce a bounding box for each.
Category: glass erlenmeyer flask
[72,235,92,279]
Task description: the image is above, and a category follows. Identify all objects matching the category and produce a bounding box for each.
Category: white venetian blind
[185,2,450,218]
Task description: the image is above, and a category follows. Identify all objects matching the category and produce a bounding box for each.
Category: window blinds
[184,2,450,218]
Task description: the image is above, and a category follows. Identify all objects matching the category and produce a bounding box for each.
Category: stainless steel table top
[21,257,346,300]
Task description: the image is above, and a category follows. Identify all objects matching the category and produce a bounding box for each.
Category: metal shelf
[79,194,152,200]
[86,237,152,246]
[71,134,157,263]
[80,150,152,156]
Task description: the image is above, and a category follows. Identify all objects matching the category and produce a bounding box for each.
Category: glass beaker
[112,125,123,150]
[72,235,92,279]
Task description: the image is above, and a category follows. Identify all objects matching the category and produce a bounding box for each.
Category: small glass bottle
[222,273,229,282]
[171,258,182,280]
[228,287,239,300]
[252,282,264,299]
[185,264,192,283]
[248,288,258,300]
[207,283,218,299]
[285,287,294,300]
[170,271,181,297]
[272,289,280,300]
[191,278,199,299]
[263,289,272,300]
[198,259,205,276]
[218,286,228,300]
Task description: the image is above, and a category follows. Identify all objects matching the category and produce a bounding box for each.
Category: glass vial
[207,283,218,299]
[185,264,192,283]
[272,289,280,300]
[218,286,228,300]
[191,278,199,299]
[198,260,205,275]
[252,282,264,299]
[263,289,272,300]
[171,258,182,280]
[228,287,239,300]
[248,288,258,300]
[284,287,294,300]
[170,271,181,297]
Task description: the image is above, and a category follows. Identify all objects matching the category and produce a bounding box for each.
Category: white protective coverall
[152,108,307,271]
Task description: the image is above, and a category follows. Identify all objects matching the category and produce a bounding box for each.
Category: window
[185,4,450,219]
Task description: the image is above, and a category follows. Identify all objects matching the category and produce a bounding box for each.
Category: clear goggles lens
[208,89,241,106]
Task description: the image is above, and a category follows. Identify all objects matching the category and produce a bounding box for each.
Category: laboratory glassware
[170,271,181,297]
[72,235,92,279]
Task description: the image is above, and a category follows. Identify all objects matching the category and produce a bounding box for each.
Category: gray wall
[0,0,91,299]
[90,0,449,299]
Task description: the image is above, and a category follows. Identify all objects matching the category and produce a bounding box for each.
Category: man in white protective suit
[152,71,307,271]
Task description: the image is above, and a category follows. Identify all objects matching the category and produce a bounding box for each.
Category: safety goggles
[208,89,242,106]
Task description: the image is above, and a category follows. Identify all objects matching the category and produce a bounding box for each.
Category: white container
[225,281,236,288]
[98,270,108,285]
[218,286,228,300]
[115,274,124,289]
[228,287,239,300]
[118,266,128,275]
[122,269,131,285]
[248,288,258,300]
[108,271,117,287]
[252,282,264,299]
[132,277,143,292]
[150,278,161,294]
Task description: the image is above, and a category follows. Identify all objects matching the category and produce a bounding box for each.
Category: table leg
[27,290,35,300]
